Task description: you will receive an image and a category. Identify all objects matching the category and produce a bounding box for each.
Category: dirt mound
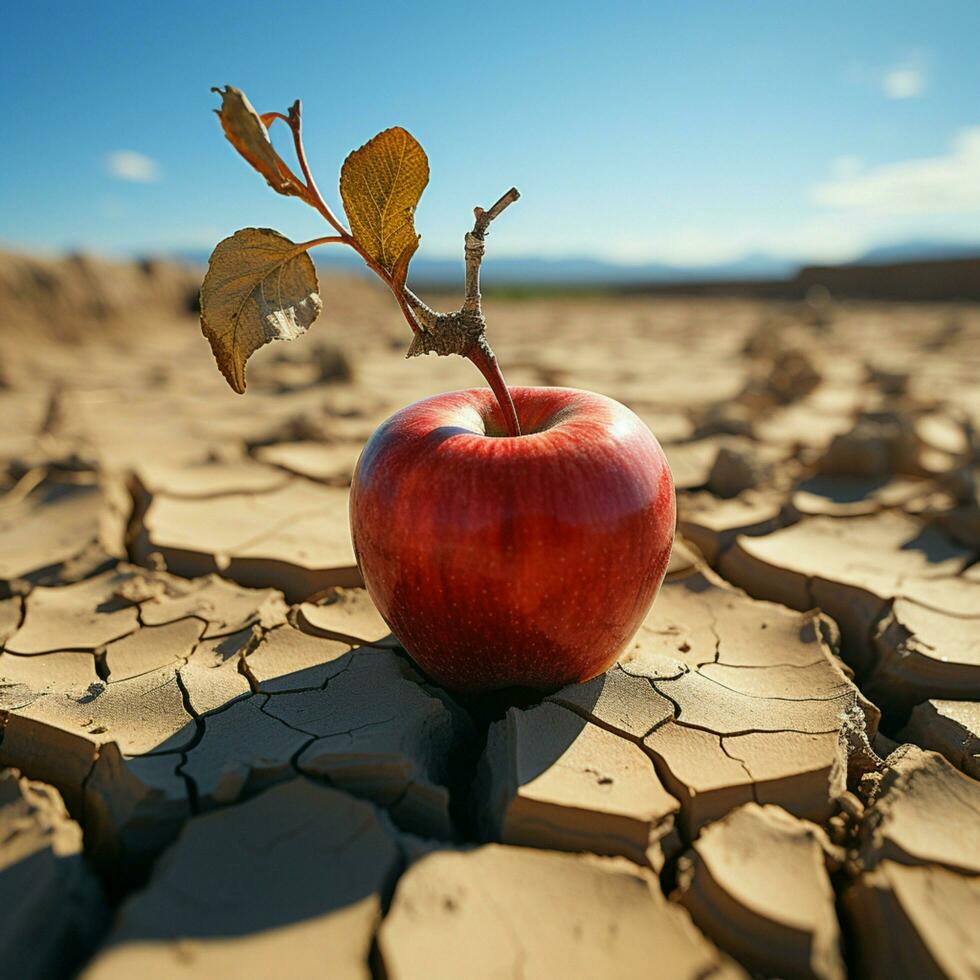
[0,251,200,339]
[0,249,390,343]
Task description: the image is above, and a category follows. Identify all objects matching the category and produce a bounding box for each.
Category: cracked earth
[1,252,978,978]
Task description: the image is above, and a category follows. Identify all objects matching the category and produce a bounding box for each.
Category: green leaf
[200,228,322,393]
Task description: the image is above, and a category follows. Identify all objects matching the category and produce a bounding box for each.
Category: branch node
[406,310,485,359]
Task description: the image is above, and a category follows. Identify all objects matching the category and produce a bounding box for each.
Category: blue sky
[3,0,979,265]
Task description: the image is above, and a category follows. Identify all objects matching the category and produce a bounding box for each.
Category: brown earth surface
[1,251,978,978]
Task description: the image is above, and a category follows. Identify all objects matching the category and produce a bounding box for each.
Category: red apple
[349,385,675,693]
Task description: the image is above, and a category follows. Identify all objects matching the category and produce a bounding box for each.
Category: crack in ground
[199,500,346,560]
[4,636,142,656]
[38,386,63,437]
[10,594,26,635]
[272,714,400,743]
[641,679,837,738]
[677,671,854,703]
[122,473,152,566]
[896,594,980,620]
[175,750,199,814]
[288,735,319,775]
[703,597,722,665]
[707,658,828,670]
[544,690,698,877]
[718,738,761,805]
[76,741,102,835]
[257,695,316,737]
[166,669,206,756]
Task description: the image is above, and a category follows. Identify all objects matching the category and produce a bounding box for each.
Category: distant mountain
[175,240,980,286]
[855,241,980,265]
[176,247,797,285]
[405,252,801,285]
[176,247,796,284]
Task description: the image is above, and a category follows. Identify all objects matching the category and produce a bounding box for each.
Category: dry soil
[1,252,978,978]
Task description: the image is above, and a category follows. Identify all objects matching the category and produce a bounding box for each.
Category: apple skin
[349,386,675,694]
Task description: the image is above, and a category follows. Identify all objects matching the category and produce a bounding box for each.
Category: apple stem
[468,343,521,437]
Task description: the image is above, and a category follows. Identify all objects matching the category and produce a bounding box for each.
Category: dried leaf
[390,237,419,293]
[340,127,428,274]
[212,86,304,197]
[200,228,322,393]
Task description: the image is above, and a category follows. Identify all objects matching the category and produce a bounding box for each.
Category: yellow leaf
[390,237,419,293]
[212,86,304,198]
[200,228,322,393]
[340,127,428,274]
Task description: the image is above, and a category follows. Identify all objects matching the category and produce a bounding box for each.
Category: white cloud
[604,228,745,266]
[586,218,869,267]
[880,50,929,100]
[811,126,980,215]
[882,65,926,99]
[831,156,862,180]
[105,150,161,183]
[704,219,869,265]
